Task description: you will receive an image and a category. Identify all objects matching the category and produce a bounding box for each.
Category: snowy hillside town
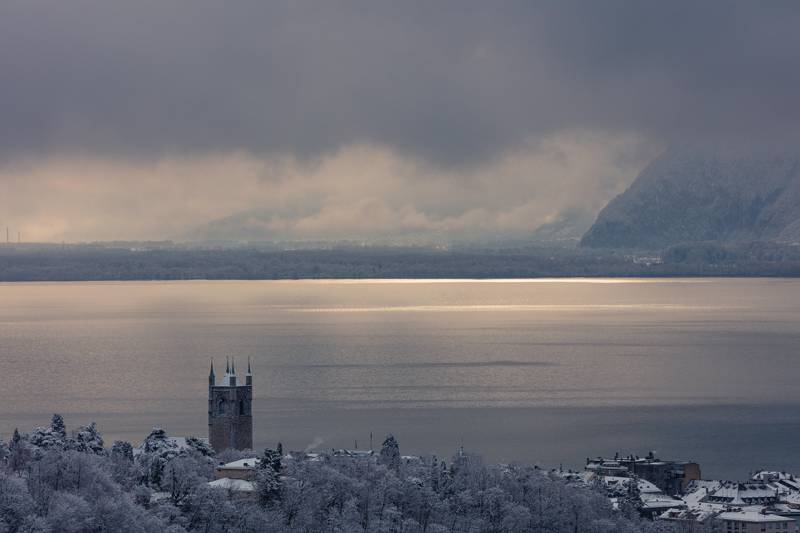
[578,455,799,531]
[0,414,798,532]
[0,363,797,532]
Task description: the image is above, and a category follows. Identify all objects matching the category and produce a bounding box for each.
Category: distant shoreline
[2,245,800,281]
[0,276,795,285]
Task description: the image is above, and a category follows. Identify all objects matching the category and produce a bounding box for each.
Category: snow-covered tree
[0,436,8,465]
[45,491,95,532]
[147,456,166,488]
[255,466,280,506]
[27,414,70,453]
[18,514,51,532]
[184,436,214,458]
[162,457,205,504]
[111,440,134,462]
[135,428,215,494]
[71,422,105,454]
[0,420,691,533]
[380,434,400,472]
[0,474,35,531]
[260,447,282,473]
[618,476,644,519]
[8,429,32,473]
[50,415,66,439]
[141,427,174,456]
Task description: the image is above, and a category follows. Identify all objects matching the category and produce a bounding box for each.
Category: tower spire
[226,356,230,374]
[247,357,252,375]
[209,358,216,387]
[231,357,236,374]
[246,356,253,386]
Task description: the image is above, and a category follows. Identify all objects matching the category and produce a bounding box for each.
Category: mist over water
[1,278,799,479]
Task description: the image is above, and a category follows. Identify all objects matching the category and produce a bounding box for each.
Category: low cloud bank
[0,133,657,243]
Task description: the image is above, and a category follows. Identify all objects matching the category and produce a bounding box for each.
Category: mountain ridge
[581,147,800,249]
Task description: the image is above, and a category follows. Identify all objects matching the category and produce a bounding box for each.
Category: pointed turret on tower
[246,357,253,386]
[208,355,253,452]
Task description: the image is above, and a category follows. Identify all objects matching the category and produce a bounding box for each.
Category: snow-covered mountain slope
[581,147,800,249]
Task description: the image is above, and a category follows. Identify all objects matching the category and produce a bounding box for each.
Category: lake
[1,278,798,479]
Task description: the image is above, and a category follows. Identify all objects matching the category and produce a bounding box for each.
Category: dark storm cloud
[1,0,799,165]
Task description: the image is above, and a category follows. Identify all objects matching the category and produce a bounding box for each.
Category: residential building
[718,511,794,533]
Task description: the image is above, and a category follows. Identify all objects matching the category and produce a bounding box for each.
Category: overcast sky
[2,0,799,242]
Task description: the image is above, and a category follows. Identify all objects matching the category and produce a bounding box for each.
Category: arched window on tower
[239,399,245,415]
[217,398,225,415]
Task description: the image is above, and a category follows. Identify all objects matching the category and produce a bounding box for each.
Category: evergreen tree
[141,427,170,454]
[255,467,281,506]
[111,440,134,461]
[149,456,165,488]
[260,447,282,473]
[380,434,400,472]
[429,455,440,493]
[28,414,70,452]
[8,428,31,472]
[50,414,66,439]
[618,476,643,519]
[72,422,105,454]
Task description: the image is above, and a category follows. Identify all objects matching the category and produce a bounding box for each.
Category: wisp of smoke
[305,436,325,453]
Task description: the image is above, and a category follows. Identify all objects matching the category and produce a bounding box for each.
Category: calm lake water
[1,278,799,478]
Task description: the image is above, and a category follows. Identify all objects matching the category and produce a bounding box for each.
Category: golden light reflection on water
[0,278,799,478]
[294,303,740,313]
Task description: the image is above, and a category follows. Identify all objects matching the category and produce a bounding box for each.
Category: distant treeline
[1,242,800,281]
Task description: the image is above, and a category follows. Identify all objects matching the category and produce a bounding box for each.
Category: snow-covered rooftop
[333,449,375,458]
[702,481,778,505]
[218,458,260,469]
[208,478,255,492]
[718,511,794,523]
[640,493,684,511]
[658,508,716,523]
[752,471,796,482]
[600,476,662,494]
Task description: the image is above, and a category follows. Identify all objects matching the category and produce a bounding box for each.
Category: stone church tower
[208,357,253,451]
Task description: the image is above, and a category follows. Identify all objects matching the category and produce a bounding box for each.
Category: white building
[718,511,794,533]
[215,457,260,480]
